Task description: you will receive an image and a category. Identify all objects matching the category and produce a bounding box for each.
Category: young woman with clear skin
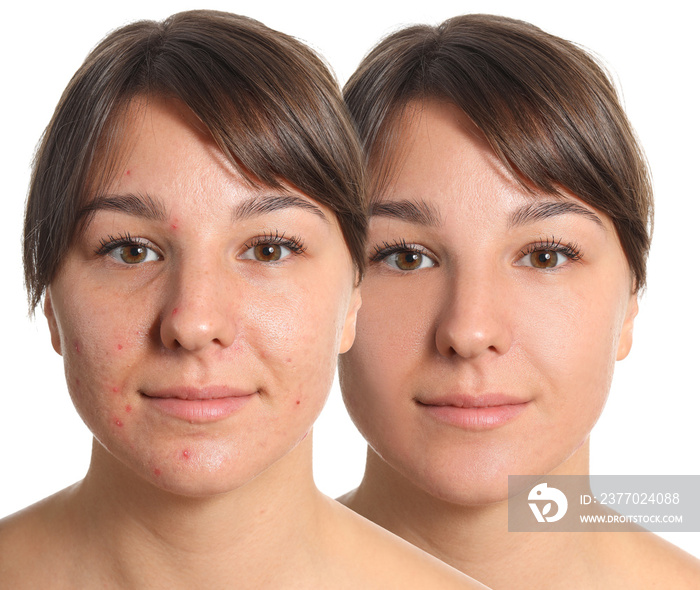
[337,14,700,589]
[0,11,486,589]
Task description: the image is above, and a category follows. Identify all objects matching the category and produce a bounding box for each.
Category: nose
[159,258,237,351]
[435,268,512,360]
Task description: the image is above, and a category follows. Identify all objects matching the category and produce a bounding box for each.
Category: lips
[141,386,257,422]
[416,393,530,430]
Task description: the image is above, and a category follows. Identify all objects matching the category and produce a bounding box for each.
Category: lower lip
[419,402,529,430]
[144,395,255,423]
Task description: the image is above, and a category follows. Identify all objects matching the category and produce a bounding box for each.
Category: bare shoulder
[601,531,700,589]
[320,497,489,589]
[0,489,77,589]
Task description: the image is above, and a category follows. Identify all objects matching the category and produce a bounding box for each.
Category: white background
[2,0,698,558]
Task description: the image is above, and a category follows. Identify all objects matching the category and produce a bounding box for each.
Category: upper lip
[141,386,256,400]
[416,393,529,408]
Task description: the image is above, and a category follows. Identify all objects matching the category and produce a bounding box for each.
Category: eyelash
[369,239,435,264]
[519,236,583,262]
[95,232,152,255]
[242,230,307,256]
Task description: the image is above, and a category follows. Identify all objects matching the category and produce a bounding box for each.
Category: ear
[339,286,362,354]
[44,288,63,356]
[616,292,638,361]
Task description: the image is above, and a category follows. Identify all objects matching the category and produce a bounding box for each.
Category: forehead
[377,99,609,229]
[79,97,339,232]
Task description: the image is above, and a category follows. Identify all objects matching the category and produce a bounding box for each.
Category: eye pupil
[255,244,281,262]
[397,252,422,270]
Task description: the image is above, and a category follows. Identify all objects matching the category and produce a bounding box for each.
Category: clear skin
[339,100,700,588]
[0,97,487,590]
[341,100,637,505]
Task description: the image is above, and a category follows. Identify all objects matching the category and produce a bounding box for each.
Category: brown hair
[24,9,366,312]
[344,14,652,290]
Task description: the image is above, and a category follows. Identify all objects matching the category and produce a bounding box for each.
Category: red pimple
[182,450,190,459]
[114,419,123,427]
[74,341,81,353]
[296,400,301,405]
[154,468,161,476]
[117,344,123,350]
[112,386,119,393]
[125,405,132,413]
[125,169,131,176]
[172,307,179,316]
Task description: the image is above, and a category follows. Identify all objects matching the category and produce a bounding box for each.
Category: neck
[66,433,328,588]
[346,442,606,590]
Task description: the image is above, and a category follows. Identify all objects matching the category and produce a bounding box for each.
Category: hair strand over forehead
[344,14,652,291]
[24,9,367,313]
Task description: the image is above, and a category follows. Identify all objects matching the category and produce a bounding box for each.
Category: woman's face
[45,97,360,496]
[339,100,637,505]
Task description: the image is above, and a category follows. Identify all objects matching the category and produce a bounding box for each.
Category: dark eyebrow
[370,199,442,227]
[509,200,604,228]
[79,193,167,222]
[233,194,328,223]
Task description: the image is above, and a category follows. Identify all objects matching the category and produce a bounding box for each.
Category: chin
[381,439,587,508]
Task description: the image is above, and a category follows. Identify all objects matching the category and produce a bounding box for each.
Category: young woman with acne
[0,11,486,589]
[338,14,700,589]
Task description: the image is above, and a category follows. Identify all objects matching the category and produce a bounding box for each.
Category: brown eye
[121,245,148,264]
[106,242,160,265]
[254,244,282,262]
[396,252,424,270]
[529,250,559,269]
[379,247,435,271]
[241,241,297,263]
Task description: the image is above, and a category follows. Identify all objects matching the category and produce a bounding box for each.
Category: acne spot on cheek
[74,341,81,354]
[125,405,132,413]
[114,419,123,428]
[171,219,179,230]
[154,468,161,476]
[182,450,190,460]
[172,308,179,316]
[295,400,301,405]
[117,344,123,351]
[112,386,120,394]
[125,170,131,176]
[286,358,292,364]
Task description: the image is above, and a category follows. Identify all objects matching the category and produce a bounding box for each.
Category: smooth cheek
[341,274,434,439]
[524,277,622,427]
